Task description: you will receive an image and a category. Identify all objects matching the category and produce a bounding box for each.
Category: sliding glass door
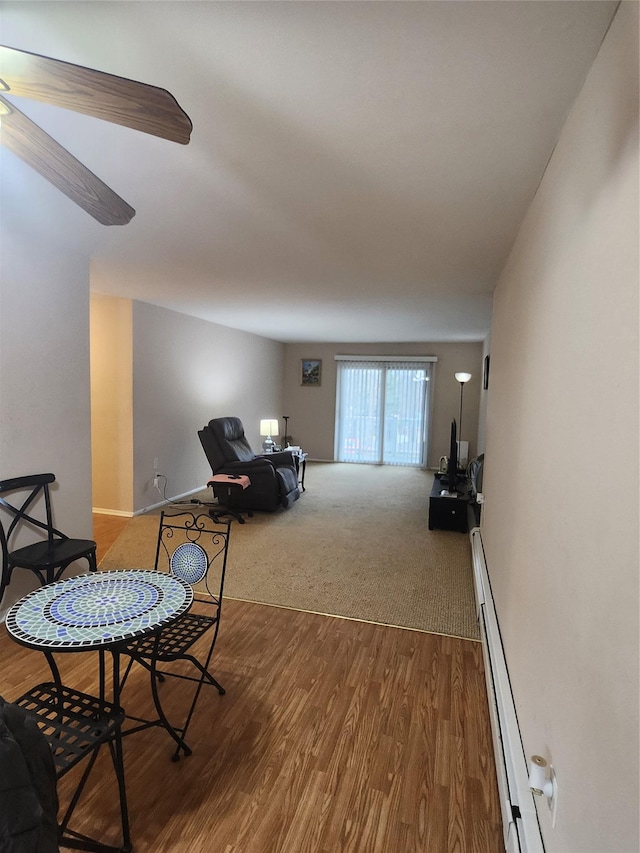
[335,358,434,466]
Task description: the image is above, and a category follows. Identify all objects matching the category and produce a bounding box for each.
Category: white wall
[482,4,638,851]
[131,301,285,513]
[90,293,134,514]
[0,226,94,610]
[284,341,483,465]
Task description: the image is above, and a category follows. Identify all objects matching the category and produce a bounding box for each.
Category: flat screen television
[440,418,459,494]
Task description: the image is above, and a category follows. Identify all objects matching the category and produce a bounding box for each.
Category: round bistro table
[5,569,194,853]
[6,569,193,651]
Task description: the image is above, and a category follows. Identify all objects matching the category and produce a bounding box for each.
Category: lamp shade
[455,372,472,383]
[260,419,279,437]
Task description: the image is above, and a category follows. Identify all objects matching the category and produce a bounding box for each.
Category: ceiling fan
[0,45,192,225]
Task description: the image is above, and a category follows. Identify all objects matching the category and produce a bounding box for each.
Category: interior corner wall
[90,293,133,515]
[131,301,285,513]
[0,226,93,611]
[481,4,639,851]
[283,341,483,466]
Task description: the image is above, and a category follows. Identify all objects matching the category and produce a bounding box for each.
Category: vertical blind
[334,357,436,466]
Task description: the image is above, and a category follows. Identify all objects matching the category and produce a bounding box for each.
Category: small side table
[296,451,308,491]
[285,448,307,491]
[428,475,470,533]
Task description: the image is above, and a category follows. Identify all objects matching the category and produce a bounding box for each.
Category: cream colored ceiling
[1,1,617,343]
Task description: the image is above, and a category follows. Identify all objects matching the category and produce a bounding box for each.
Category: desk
[6,570,193,852]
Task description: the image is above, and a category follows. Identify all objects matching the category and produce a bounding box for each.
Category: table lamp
[260,419,279,453]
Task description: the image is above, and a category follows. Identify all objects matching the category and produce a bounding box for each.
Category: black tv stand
[428,473,470,532]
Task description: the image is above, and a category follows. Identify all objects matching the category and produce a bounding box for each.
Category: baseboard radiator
[469,526,545,853]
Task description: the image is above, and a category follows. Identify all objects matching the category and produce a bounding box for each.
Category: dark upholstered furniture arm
[257,450,296,468]
[219,458,275,472]
[217,459,279,489]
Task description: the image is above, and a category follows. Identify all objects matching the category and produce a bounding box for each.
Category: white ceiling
[1,1,617,343]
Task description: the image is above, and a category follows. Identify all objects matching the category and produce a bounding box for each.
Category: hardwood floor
[93,512,130,563]
[0,516,504,852]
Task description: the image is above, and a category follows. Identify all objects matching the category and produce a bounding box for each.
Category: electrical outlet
[548,765,558,828]
[153,475,160,491]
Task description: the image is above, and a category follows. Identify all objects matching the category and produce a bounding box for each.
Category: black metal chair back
[0,473,97,604]
[157,509,230,595]
[122,510,232,760]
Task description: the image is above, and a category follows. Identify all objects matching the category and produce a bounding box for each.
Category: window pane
[337,366,382,463]
[383,369,426,465]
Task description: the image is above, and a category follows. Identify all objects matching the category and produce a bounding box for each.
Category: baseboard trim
[92,507,134,518]
[469,526,544,853]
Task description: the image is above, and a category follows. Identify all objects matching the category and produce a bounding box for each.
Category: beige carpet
[101,462,480,640]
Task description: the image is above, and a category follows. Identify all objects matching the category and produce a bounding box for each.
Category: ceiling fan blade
[0,45,192,145]
[0,94,135,225]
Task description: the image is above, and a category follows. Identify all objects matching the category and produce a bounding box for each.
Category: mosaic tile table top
[6,570,193,650]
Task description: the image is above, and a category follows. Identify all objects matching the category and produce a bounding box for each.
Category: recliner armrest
[216,460,280,494]
[218,458,274,472]
[257,450,296,468]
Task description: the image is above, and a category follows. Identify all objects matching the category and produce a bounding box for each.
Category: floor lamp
[455,372,472,463]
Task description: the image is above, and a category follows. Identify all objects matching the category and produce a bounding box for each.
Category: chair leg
[180,653,225,695]
[186,497,250,523]
[58,729,131,853]
[208,507,251,524]
[110,728,132,853]
[148,653,193,760]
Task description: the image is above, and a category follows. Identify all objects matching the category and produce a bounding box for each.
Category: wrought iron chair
[0,473,97,604]
[8,682,130,853]
[120,510,231,760]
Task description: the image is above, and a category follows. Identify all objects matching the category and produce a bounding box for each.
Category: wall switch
[153,457,159,471]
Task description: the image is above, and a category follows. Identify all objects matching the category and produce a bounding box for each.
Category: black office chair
[120,510,231,761]
[6,683,130,853]
[0,473,97,603]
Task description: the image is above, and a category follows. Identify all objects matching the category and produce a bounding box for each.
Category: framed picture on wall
[301,359,322,386]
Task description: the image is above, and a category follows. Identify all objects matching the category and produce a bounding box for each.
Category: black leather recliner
[198,417,300,512]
